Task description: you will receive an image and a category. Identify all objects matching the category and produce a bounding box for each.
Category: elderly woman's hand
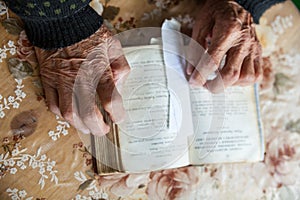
[35,26,130,136]
[187,0,263,92]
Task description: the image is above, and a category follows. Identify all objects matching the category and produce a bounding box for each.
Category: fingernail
[186,67,193,75]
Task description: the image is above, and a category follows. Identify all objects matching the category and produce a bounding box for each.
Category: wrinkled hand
[35,26,130,136]
[187,0,263,92]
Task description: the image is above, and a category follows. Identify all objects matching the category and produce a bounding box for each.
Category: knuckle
[81,114,97,125]
[240,73,255,83]
[255,71,263,82]
[222,68,239,82]
[238,50,248,59]
[62,111,73,123]
[200,55,219,72]
[236,43,250,57]
[231,21,242,31]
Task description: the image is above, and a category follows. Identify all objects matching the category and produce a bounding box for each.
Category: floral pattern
[252,129,300,188]
[142,0,182,21]
[113,17,137,33]
[73,171,109,200]
[48,115,70,141]
[16,31,38,68]
[0,136,58,189]
[0,0,300,199]
[96,173,150,197]
[0,79,26,119]
[147,167,199,200]
[0,40,16,63]
[72,142,93,166]
[6,188,33,200]
[271,15,294,35]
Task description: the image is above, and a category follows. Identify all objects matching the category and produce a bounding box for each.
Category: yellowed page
[189,86,264,164]
[117,45,191,172]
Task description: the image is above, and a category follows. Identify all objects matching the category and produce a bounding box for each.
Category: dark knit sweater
[4,0,285,49]
[236,0,286,23]
[4,0,103,49]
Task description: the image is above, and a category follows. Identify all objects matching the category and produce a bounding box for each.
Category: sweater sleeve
[235,0,286,23]
[3,0,103,49]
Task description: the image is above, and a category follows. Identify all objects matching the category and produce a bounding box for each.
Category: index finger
[73,81,110,136]
[73,43,112,136]
[189,7,248,87]
[207,6,248,66]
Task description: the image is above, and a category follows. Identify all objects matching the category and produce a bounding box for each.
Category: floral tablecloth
[0,0,300,199]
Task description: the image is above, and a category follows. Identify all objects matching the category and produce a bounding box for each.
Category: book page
[189,86,264,164]
[117,45,191,172]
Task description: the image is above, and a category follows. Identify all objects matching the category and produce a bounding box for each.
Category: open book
[91,44,264,174]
